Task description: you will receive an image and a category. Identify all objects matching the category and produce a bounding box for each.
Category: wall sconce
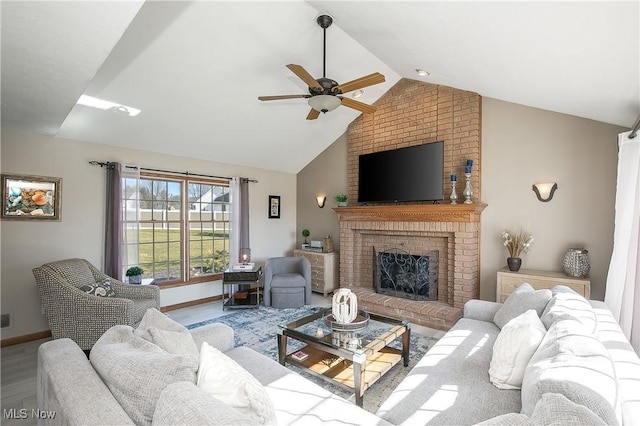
[532,182,558,202]
[316,195,326,208]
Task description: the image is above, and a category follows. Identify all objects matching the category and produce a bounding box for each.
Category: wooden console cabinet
[293,249,338,297]
[496,268,590,303]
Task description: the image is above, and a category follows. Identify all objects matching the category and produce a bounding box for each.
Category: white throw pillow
[197,342,276,425]
[489,309,547,390]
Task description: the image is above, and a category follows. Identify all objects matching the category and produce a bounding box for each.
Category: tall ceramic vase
[507,257,522,272]
[332,288,358,324]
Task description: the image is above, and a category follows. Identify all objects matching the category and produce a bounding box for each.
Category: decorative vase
[129,275,142,284]
[562,248,590,278]
[332,288,358,324]
[507,257,522,272]
[337,201,347,207]
[323,235,334,253]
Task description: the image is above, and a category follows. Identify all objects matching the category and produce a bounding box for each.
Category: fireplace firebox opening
[373,247,439,301]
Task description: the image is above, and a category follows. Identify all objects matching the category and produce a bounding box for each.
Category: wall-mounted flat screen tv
[358,141,444,203]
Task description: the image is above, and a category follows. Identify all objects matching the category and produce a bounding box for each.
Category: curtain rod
[88,161,258,182]
[629,114,640,139]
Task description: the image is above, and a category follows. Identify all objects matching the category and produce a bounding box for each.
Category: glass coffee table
[277,308,410,407]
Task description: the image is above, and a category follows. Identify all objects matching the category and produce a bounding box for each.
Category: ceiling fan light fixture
[308,95,341,113]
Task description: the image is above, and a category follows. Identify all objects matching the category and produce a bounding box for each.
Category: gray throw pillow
[494,283,552,329]
[541,290,597,333]
[134,308,199,360]
[531,393,607,425]
[520,319,619,425]
[79,279,115,297]
[90,325,199,426]
[474,413,533,425]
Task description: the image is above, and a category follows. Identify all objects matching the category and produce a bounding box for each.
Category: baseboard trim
[160,295,222,312]
[1,329,52,347]
[1,296,223,347]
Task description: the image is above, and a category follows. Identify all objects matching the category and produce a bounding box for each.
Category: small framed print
[268,195,280,219]
[1,173,62,221]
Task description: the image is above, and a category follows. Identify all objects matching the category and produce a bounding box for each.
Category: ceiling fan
[258,15,385,120]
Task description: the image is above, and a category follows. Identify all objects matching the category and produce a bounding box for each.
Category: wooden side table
[496,268,590,303]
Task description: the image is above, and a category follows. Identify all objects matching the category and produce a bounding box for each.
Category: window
[122,173,230,285]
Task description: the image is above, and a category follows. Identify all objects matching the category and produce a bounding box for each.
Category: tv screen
[358,142,444,203]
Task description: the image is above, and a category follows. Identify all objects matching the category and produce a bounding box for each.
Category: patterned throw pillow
[80,280,116,297]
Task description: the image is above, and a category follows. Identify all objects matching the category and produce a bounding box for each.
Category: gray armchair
[264,257,311,308]
[33,258,160,350]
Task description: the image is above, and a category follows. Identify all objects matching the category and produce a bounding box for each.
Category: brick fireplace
[335,204,486,331]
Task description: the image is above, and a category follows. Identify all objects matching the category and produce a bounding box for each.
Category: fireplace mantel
[333,203,487,223]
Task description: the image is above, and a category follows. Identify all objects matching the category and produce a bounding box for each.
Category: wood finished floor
[1,294,443,426]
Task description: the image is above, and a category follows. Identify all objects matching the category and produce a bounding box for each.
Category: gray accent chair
[263,256,311,308]
[33,258,160,350]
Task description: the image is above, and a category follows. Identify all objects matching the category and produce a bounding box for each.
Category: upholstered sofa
[376,284,640,425]
[37,285,640,425]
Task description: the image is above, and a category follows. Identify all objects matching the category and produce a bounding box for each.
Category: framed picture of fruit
[1,173,62,221]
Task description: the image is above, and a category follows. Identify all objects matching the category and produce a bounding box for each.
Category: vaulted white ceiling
[2,1,638,174]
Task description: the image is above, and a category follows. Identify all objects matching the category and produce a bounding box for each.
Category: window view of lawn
[138,227,229,282]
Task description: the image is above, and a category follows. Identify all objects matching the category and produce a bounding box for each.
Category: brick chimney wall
[336,79,483,331]
[347,78,481,204]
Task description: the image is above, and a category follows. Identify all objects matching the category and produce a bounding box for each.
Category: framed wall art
[1,173,62,221]
[268,195,280,219]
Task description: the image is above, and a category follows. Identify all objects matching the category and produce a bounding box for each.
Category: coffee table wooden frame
[277,308,410,407]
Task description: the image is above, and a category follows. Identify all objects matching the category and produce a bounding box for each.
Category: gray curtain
[239,177,250,254]
[104,162,122,278]
[230,177,250,265]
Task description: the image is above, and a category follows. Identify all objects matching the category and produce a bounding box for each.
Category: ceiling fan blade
[335,72,385,94]
[306,108,320,120]
[287,64,322,91]
[258,94,309,101]
[339,97,376,114]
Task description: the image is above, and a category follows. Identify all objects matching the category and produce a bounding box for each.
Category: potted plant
[302,229,310,244]
[126,266,144,284]
[334,193,348,207]
[501,230,534,272]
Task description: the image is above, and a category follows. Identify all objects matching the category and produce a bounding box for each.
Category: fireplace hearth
[374,248,438,301]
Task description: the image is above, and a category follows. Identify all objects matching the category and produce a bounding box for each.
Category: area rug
[187,305,439,414]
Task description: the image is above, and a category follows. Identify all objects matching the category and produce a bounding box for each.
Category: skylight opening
[77,95,141,117]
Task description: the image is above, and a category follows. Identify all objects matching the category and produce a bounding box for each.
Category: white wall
[0,127,297,340]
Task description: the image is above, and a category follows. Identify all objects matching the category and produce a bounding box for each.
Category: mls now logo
[3,409,56,419]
